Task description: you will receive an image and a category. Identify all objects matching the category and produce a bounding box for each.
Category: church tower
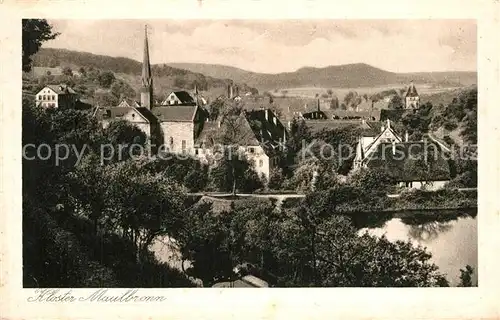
[405,82,420,109]
[141,25,153,110]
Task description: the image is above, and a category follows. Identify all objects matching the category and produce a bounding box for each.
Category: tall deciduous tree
[105,161,187,263]
[98,71,116,88]
[103,120,147,162]
[22,19,59,72]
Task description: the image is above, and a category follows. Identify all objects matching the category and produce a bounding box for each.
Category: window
[131,113,135,118]
[43,95,46,100]
[170,137,174,146]
[195,149,199,155]
[248,147,254,154]
[259,159,264,167]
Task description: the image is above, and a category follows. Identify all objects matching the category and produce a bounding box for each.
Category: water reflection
[362,209,478,286]
[406,221,453,242]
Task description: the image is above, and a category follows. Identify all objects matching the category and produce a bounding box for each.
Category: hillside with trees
[30,48,258,103]
[170,62,477,91]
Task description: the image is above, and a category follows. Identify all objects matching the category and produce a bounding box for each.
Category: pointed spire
[142,25,152,87]
[406,81,418,97]
[141,25,153,109]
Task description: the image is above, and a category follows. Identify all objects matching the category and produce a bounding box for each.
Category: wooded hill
[31,48,258,101]
[170,62,477,91]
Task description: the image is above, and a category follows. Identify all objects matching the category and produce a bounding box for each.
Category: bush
[23,202,119,287]
[268,168,285,190]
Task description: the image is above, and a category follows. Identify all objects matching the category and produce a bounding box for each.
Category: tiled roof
[173,91,195,104]
[153,105,197,122]
[135,107,158,123]
[246,109,288,155]
[117,98,141,108]
[45,84,77,95]
[406,84,419,97]
[94,106,134,121]
[195,109,287,156]
[194,121,219,146]
[364,140,451,182]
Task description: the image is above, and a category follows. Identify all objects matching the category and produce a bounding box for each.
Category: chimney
[405,131,409,142]
[317,99,320,112]
[227,84,231,98]
[287,121,291,130]
[287,106,290,112]
[230,85,234,99]
[392,140,396,155]
[381,125,385,132]
[265,109,269,121]
[218,120,221,128]
[386,119,391,129]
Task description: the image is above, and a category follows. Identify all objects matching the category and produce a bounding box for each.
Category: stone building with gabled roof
[152,105,206,154]
[194,108,287,180]
[94,26,208,151]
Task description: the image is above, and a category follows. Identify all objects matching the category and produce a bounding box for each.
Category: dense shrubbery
[175,196,450,287]
[429,87,477,144]
[391,189,477,210]
[22,100,196,287]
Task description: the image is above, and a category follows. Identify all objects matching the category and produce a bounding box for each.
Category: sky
[45,19,476,74]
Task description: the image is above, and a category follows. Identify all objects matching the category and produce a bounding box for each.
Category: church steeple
[141,25,153,110]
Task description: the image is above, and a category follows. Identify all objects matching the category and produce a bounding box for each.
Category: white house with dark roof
[353,119,452,190]
[161,91,196,106]
[35,84,78,109]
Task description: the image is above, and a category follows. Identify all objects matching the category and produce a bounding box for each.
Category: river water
[359,210,477,286]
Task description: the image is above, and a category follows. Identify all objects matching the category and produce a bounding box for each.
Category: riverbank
[280,188,477,214]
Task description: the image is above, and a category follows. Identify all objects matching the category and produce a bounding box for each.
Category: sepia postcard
[1,0,499,319]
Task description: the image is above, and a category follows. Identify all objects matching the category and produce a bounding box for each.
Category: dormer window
[248,147,255,154]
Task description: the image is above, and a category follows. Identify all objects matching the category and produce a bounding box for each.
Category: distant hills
[33,48,477,95]
[170,62,477,91]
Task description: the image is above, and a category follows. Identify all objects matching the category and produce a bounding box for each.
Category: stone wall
[161,121,195,154]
